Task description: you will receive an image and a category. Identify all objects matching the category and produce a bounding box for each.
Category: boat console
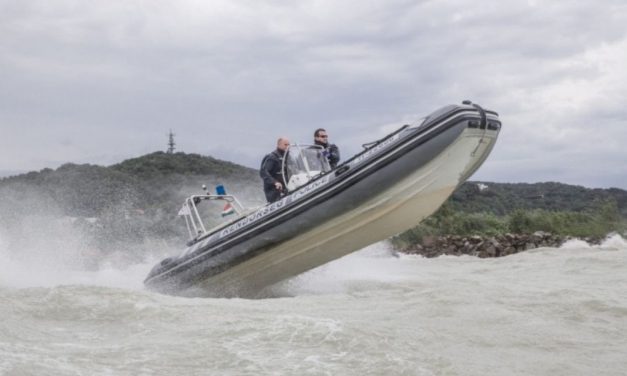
[283,144,332,191]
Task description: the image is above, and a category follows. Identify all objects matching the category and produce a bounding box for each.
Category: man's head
[314,128,328,145]
[276,137,290,152]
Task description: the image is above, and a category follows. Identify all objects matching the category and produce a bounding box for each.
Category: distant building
[477,183,489,192]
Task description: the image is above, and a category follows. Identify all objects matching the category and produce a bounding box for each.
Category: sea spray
[0,215,171,290]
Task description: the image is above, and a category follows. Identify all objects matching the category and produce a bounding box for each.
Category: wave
[560,233,627,250]
[2,229,625,296]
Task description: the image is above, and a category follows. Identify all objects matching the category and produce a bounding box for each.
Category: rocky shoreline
[396,232,604,258]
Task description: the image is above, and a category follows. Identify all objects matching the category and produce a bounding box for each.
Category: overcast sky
[1,0,626,188]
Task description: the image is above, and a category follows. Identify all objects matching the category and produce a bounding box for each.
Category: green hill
[111,151,255,180]
[0,152,263,256]
[0,152,261,215]
[1,153,625,258]
[450,181,627,217]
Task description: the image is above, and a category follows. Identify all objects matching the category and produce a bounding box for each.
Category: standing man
[314,128,340,169]
[260,137,290,203]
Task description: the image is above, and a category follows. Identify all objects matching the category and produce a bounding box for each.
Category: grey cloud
[1,0,627,188]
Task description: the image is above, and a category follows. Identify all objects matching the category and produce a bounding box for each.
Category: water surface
[1,237,626,375]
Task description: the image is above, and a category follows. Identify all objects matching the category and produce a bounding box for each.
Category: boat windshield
[283,144,332,191]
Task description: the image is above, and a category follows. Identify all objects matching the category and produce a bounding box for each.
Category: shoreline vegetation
[392,201,627,257]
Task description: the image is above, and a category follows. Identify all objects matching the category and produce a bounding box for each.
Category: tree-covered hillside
[111,151,256,180]
[1,152,626,260]
[450,181,627,217]
[0,152,264,256]
[0,151,261,215]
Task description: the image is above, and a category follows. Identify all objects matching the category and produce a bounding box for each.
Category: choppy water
[1,236,626,375]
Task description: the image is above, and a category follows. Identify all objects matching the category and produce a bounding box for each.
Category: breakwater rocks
[397,232,603,258]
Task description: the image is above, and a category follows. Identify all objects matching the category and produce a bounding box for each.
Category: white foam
[560,234,627,250]
[598,233,627,250]
[0,246,157,290]
[0,222,169,291]
[560,238,592,249]
[267,241,409,296]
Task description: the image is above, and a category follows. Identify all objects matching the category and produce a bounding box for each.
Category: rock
[502,246,516,256]
[524,242,537,250]
[422,236,436,247]
[470,235,482,242]
[407,244,423,254]
[485,245,497,256]
[397,232,579,258]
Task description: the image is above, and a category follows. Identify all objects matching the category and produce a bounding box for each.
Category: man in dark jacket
[314,128,340,169]
[260,137,290,203]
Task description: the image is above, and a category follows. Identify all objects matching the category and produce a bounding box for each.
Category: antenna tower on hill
[167,130,176,154]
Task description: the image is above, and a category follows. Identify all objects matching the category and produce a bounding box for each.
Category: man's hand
[274,181,283,191]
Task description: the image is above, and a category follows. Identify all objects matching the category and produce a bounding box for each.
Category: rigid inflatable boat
[144,101,501,297]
